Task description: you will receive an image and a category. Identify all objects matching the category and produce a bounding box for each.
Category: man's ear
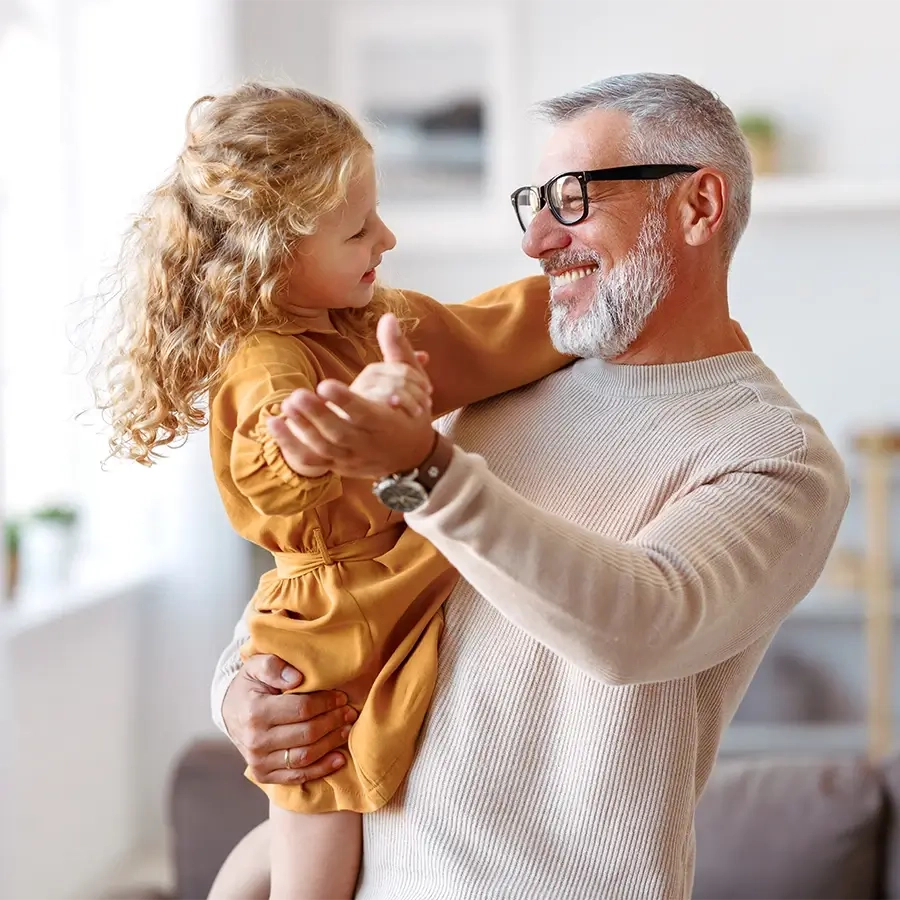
[679,169,727,248]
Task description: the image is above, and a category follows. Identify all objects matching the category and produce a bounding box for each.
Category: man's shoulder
[697,358,847,494]
[726,356,828,451]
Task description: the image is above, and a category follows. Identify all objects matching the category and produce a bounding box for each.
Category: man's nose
[521,208,572,260]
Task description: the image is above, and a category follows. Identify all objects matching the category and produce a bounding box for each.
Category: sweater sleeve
[210,606,251,738]
[212,342,343,517]
[406,435,849,684]
[403,276,573,417]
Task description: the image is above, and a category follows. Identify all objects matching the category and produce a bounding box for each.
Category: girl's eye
[351,227,368,240]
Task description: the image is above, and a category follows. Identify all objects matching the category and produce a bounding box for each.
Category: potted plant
[737,112,779,175]
[17,504,79,592]
[4,519,19,600]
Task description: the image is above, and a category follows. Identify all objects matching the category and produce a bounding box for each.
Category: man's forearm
[407,443,847,684]
[210,611,251,737]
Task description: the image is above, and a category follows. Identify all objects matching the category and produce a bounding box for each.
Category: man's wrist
[405,429,440,472]
[411,433,453,493]
[394,426,440,478]
[372,432,454,512]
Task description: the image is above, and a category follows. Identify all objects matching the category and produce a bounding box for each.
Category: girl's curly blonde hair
[92,82,404,466]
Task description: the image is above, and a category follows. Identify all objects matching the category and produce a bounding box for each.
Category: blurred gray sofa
[169,739,900,899]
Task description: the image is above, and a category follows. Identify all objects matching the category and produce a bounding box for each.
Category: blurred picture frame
[334,2,519,249]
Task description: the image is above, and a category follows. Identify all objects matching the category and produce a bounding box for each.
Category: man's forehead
[535,108,631,182]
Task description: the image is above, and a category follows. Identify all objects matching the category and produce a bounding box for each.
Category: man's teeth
[550,266,598,287]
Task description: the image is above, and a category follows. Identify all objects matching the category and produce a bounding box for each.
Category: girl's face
[284,155,396,312]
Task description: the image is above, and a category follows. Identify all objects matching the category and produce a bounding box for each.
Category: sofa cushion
[694,755,886,899]
[878,752,900,898]
[169,738,267,900]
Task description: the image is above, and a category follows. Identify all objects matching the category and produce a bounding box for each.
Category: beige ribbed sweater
[211,351,848,899]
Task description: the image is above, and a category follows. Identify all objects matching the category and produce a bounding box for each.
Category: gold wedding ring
[284,748,294,769]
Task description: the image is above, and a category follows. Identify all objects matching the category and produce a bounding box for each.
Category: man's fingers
[256,720,353,776]
[377,313,423,371]
[271,689,349,727]
[249,751,347,786]
[315,380,382,422]
[282,391,368,456]
[242,654,303,691]
[281,410,348,460]
[267,415,333,470]
[244,705,357,760]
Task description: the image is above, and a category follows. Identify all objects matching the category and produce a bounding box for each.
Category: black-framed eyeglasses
[510,164,700,232]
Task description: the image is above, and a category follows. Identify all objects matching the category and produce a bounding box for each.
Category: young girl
[94,83,568,899]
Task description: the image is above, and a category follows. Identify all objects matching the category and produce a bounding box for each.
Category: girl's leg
[207,819,270,899]
[269,802,362,900]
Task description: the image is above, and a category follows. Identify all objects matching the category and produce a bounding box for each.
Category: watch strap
[412,433,454,494]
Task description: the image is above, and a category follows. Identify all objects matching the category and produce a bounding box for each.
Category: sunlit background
[1,1,899,897]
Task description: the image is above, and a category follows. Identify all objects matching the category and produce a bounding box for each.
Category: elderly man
[210,73,848,899]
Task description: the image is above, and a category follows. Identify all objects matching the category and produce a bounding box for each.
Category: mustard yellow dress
[209,276,567,813]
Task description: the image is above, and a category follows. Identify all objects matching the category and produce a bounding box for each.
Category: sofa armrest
[169,738,267,900]
[103,887,176,900]
[102,887,176,900]
[695,755,886,899]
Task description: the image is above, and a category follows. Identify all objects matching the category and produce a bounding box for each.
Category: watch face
[375,477,429,512]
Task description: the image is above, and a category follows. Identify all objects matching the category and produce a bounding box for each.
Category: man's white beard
[548,205,674,360]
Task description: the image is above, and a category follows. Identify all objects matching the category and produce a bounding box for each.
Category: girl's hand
[349,351,433,418]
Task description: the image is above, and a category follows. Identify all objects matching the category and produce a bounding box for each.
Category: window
[0,0,223,597]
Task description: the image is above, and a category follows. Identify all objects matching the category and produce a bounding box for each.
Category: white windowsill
[752,176,900,214]
[0,565,159,639]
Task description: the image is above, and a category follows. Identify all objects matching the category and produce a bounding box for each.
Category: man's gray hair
[535,73,753,263]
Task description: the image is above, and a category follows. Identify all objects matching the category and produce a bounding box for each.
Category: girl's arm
[401,275,573,417]
[211,338,342,517]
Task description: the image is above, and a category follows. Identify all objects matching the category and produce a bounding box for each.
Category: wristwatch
[372,432,454,512]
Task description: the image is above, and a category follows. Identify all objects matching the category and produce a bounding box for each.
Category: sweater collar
[575,351,773,397]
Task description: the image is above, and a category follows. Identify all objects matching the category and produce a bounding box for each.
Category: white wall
[230,0,900,754]
[521,0,900,179]
[0,637,12,900]
[63,0,255,863]
[1,588,145,900]
[2,2,253,897]
[519,0,900,453]
[236,0,900,458]
[4,6,886,894]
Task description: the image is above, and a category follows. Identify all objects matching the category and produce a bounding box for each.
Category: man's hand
[274,314,438,480]
[222,654,357,785]
[266,414,333,478]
